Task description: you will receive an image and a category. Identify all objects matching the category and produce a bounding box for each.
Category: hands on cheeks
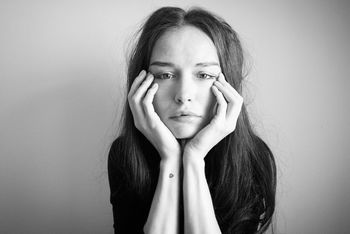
[184,72,243,158]
[128,70,181,160]
[128,70,243,161]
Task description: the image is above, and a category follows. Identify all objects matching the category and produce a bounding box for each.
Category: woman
[108,6,276,234]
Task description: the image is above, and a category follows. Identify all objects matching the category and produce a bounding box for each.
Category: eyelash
[154,73,175,80]
[153,72,218,80]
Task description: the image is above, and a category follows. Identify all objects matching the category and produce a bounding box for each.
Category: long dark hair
[116,6,276,234]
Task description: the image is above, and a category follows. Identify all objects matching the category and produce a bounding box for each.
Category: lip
[170,110,201,118]
[169,111,201,122]
[170,115,201,122]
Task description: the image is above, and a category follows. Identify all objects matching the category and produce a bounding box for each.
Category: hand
[184,73,243,158]
[128,70,181,160]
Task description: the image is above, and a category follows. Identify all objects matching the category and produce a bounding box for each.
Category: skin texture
[127,25,243,234]
[149,25,221,139]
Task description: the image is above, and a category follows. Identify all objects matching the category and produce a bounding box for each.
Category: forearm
[183,153,221,234]
[144,157,181,234]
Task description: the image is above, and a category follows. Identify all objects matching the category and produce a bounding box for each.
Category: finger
[228,95,243,119]
[128,72,152,120]
[128,70,147,98]
[143,83,159,120]
[133,73,154,102]
[213,80,236,103]
[215,73,243,102]
[214,80,243,118]
[217,73,241,98]
[211,85,227,120]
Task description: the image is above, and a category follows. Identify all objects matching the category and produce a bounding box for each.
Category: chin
[172,128,198,139]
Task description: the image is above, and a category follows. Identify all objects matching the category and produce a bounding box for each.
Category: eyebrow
[149,61,220,67]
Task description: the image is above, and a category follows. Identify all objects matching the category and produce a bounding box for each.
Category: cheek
[153,86,170,117]
[200,88,216,118]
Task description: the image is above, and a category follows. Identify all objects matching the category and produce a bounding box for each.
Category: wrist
[160,157,181,170]
[183,143,209,158]
[182,150,206,167]
[159,146,181,160]
[159,158,181,181]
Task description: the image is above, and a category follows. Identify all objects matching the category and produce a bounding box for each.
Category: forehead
[150,25,219,65]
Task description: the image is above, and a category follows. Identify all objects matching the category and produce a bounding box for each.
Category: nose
[174,75,194,104]
[175,95,191,104]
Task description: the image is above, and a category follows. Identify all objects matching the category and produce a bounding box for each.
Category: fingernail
[139,70,146,76]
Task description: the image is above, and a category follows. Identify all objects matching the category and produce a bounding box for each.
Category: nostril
[175,97,192,103]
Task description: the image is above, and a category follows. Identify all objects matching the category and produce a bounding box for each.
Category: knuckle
[127,89,133,97]
[136,123,147,133]
[149,121,156,129]
[221,101,228,108]
[130,95,138,104]
[127,94,132,102]
[220,121,235,133]
[230,123,237,130]
[224,126,234,134]
[142,98,148,106]
[219,126,229,135]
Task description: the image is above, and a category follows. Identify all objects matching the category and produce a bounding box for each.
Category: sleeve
[107,137,147,234]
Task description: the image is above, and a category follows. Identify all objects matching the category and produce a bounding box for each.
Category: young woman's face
[149,25,221,139]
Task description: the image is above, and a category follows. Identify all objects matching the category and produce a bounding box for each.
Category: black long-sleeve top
[107,138,152,234]
[108,137,263,234]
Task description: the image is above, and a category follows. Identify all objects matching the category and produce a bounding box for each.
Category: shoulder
[108,136,128,181]
[108,136,128,196]
[109,136,126,154]
[108,136,126,163]
[253,135,272,155]
[252,135,275,169]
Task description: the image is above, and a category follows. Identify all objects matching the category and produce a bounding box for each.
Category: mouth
[171,115,198,118]
[170,111,201,118]
[170,115,200,122]
[172,114,197,117]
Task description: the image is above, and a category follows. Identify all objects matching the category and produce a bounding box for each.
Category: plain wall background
[1,0,349,233]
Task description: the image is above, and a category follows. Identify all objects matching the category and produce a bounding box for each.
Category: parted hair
[115,6,276,234]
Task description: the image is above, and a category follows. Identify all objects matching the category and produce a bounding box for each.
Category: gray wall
[1,0,349,233]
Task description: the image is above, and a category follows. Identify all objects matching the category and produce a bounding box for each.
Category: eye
[154,73,176,80]
[197,72,217,80]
